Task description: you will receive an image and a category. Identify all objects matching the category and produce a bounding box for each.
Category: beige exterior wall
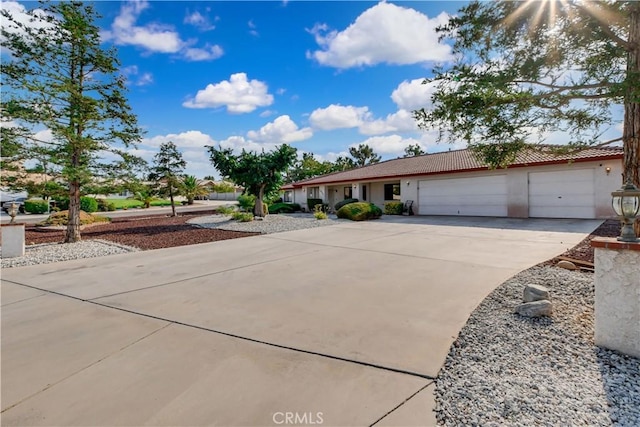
[296,159,622,218]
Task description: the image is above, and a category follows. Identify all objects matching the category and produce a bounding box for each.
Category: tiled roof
[290,146,623,187]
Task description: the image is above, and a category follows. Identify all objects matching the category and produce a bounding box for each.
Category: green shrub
[232,211,254,222]
[307,198,323,211]
[56,197,70,210]
[39,210,110,226]
[336,202,382,221]
[216,205,236,215]
[237,194,256,212]
[80,196,98,213]
[334,198,358,211]
[313,205,328,220]
[24,199,49,214]
[96,199,116,212]
[384,201,404,215]
[269,202,294,214]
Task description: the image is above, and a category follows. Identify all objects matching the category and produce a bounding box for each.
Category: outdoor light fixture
[7,202,19,224]
[611,178,640,242]
[605,166,611,175]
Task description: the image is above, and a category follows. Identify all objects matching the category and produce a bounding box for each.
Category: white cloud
[143,130,215,149]
[246,115,313,144]
[122,65,154,86]
[103,1,223,61]
[183,73,274,113]
[218,136,277,153]
[184,10,216,31]
[259,109,277,118]
[358,109,417,135]
[309,104,371,130]
[391,78,437,111]
[248,20,259,37]
[307,2,452,68]
[352,135,424,156]
[183,44,224,61]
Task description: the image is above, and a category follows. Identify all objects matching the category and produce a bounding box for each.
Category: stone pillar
[591,238,640,358]
[2,223,25,258]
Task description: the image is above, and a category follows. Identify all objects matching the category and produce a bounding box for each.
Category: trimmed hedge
[24,199,49,214]
[336,202,382,221]
[334,198,358,211]
[307,198,323,211]
[384,201,404,215]
[269,202,302,214]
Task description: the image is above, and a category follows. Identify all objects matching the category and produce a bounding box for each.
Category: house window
[384,183,401,201]
[344,186,352,199]
[308,187,319,198]
[283,190,293,203]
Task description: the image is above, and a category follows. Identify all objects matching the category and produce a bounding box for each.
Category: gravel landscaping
[435,266,640,427]
[187,213,342,233]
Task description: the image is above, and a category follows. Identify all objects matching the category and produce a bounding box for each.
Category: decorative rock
[515,300,553,317]
[523,284,550,302]
[557,260,578,270]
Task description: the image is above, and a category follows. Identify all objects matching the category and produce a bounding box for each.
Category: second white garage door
[528,169,595,218]
[418,175,508,216]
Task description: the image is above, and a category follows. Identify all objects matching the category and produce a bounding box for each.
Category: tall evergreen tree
[348,144,382,167]
[1,1,144,242]
[149,141,185,217]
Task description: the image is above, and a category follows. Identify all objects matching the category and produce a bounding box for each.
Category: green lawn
[105,198,175,209]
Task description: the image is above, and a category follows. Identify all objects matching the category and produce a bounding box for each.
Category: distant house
[283,146,624,219]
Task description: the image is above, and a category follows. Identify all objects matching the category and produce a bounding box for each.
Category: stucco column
[352,183,361,200]
[2,223,25,258]
[591,238,640,358]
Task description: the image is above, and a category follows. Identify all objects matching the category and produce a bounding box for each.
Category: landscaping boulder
[515,300,553,317]
[523,284,550,302]
[557,260,578,270]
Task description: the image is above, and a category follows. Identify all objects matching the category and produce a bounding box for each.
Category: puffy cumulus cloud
[183,44,224,61]
[307,2,452,69]
[391,78,438,111]
[246,115,313,144]
[1,1,52,36]
[218,136,278,153]
[184,10,217,31]
[143,130,215,149]
[351,135,424,156]
[309,104,371,130]
[313,151,350,163]
[103,1,223,61]
[183,73,274,113]
[358,109,417,136]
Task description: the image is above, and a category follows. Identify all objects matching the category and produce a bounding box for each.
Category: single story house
[282,146,624,219]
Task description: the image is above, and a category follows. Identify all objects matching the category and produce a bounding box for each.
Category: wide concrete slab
[1,322,429,426]
[375,383,437,427]
[95,245,512,377]
[1,290,168,411]
[1,281,45,306]
[1,236,322,300]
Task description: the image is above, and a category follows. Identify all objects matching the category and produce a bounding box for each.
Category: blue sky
[6,1,623,179]
[7,0,469,178]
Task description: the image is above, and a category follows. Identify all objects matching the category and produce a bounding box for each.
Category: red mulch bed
[544,219,621,266]
[24,210,258,250]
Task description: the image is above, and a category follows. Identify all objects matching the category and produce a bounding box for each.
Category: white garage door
[528,169,595,218]
[418,175,508,216]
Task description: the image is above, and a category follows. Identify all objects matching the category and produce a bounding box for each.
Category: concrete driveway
[1,216,601,426]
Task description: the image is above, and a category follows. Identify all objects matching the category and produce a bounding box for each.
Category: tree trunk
[65,181,81,243]
[624,2,640,236]
[254,184,266,217]
[169,184,177,217]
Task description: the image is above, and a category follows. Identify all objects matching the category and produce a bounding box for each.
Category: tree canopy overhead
[414,0,639,184]
[1,1,144,242]
[208,145,297,217]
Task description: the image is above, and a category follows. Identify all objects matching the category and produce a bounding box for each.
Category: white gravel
[436,265,640,427]
[187,213,344,234]
[1,240,139,269]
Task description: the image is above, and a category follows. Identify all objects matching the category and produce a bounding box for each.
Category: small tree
[349,144,381,167]
[1,1,144,242]
[403,144,426,157]
[208,145,297,217]
[182,175,209,205]
[149,141,185,216]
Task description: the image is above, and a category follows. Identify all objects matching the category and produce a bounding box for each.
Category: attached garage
[418,175,508,217]
[528,169,596,219]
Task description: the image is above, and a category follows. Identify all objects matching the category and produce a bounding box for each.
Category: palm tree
[133,189,155,209]
[182,175,209,205]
